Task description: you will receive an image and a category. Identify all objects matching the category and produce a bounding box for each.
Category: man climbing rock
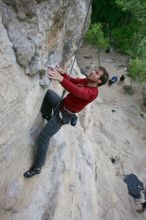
[24,65,109,178]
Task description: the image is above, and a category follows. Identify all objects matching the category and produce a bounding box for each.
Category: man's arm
[48,68,94,100]
[60,77,94,100]
[63,73,87,84]
[55,65,86,84]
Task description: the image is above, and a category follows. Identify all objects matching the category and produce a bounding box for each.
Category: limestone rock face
[1,0,90,81]
[0,0,91,219]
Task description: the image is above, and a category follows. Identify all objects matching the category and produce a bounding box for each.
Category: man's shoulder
[88,87,98,98]
[81,78,88,83]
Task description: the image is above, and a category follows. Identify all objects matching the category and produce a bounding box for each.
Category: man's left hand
[48,67,63,82]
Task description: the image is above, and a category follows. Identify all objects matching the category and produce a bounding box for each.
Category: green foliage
[91,0,126,28]
[137,37,146,58]
[91,0,146,85]
[128,57,146,83]
[143,93,146,106]
[114,0,146,58]
[85,23,109,49]
[112,26,137,56]
[116,0,145,18]
[112,26,146,58]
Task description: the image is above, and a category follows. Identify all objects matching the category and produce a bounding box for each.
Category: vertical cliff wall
[0,1,91,219]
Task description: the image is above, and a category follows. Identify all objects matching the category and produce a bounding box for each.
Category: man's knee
[45,89,59,102]
[43,89,57,105]
[45,89,53,99]
[40,90,52,117]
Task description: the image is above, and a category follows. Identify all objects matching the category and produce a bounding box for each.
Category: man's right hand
[55,65,65,75]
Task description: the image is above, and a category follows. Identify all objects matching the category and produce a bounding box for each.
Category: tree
[91,0,130,45]
[85,23,109,64]
[128,57,146,105]
[90,0,146,105]
[115,0,146,58]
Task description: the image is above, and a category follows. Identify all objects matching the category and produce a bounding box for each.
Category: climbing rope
[53,0,91,115]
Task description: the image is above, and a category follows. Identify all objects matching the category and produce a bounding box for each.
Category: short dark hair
[98,66,109,87]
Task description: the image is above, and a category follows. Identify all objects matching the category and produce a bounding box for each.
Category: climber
[24,64,109,178]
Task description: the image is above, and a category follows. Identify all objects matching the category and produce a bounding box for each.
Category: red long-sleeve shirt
[60,73,98,113]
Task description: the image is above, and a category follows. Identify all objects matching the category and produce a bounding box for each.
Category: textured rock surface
[1,0,90,83]
[0,0,91,219]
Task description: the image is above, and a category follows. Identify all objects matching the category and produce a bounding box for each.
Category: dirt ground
[76,43,146,219]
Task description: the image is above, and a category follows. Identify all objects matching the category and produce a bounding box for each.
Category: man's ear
[97,79,102,84]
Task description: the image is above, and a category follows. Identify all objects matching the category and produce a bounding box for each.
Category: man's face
[87,68,103,83]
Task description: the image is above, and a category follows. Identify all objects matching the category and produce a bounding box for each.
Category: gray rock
[1,0,90,78]
[0,1,104,220]
[0,180,23,210]
[8,24,36,67]
[17,11,26,21]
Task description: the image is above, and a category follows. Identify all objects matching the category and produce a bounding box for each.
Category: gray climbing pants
[34,89,71,168]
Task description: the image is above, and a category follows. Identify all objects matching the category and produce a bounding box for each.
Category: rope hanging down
[53,0,91,115]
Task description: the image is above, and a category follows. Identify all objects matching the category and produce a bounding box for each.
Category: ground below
[76,42,146,219]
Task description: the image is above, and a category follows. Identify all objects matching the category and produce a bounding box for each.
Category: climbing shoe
[23,166,41,178]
